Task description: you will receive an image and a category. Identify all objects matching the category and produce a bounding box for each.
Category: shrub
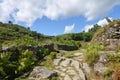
[0,67,6,79]
[37,47,49,59]
[102,69,111,77]
[48,52,57,60]
[84,44,104,66]
[107,53,120,69]
[18,50,37,74]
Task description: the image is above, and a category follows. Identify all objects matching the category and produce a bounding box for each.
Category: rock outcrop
[28,66,57,79]
[92,19,120,50]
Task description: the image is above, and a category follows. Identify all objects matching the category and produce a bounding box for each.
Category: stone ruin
[92,18,120,50]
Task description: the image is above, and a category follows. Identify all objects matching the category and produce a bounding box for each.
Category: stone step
[53,58,62,66]
[55,66,67,72]
[66,69,78,76]
[70,60,81,70]
[60,59,71,67]
[64,75,72,80]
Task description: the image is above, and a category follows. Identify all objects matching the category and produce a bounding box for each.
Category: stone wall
[92,20,120,50]
[57,44,78,51]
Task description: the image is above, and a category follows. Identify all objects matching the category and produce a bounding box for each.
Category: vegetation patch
[39,52,57,69]
[84,44,104,66]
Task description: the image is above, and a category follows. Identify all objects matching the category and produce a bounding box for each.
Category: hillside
[0,22,51,47]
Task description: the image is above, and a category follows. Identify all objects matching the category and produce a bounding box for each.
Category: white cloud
[84,18,112,32]
[64,24,75,33]
[44,0,120,20]
[97,18,109,26]
[0,0,120,26]
[84,24,94,32]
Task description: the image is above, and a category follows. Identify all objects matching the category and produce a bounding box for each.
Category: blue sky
[0,0,120,36]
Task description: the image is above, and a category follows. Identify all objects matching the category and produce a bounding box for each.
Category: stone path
[53,52,89,80]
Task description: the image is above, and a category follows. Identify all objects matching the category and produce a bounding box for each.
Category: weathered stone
[74,53,83,56]
[29,66,57,79]
[98,51,107,63]
[67,67,73,70]
[73,56,83,62]
[94,62,107,75]
[55,66,67,72]
[78,69,86,80]
[71,60,80,69]
[54,70,66,77]
[83,63,91,74]
[2,46,16,52]
[72,76,80,80]
[66,69,77,76]
[92,20,120,51]
[64,75,72,80]
[60,59,71,67]
[56,53,62,58]
[53,59,62,66]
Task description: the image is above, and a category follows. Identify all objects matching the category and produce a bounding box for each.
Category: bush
[107,53,120,70]
[84,44,104,66]
[18,50,37,74]
[102,69,111,77]
[37,47,49,59]
[48,52,57,60]
[0,67,6,79]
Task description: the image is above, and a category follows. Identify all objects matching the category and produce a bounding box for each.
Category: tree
[88,24,101,33]
[83,32,92,42]
[27,27,30,30]
[8,21,12,24]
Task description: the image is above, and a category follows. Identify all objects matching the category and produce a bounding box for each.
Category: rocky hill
[92,19,120,50]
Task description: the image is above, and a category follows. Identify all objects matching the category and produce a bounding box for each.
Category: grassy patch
[39,52,57,69]
[107,53,120,69]
[84,44,104,66]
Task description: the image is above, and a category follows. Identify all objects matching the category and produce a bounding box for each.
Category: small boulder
[29,66,57,79]
[83,63,91,74]
[94,62,107,75]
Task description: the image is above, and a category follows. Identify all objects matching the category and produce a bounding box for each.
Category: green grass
[107,52,120,70]
[39,52,57,69]
[84,44,104,66]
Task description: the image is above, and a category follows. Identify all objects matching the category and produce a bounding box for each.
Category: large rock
[60,59,71,67]
[29,66,57,79]
[74,52,83,56]
[94,62,107,75]
[2,46,16,52]
[83,63,91,74]
[53,58,62,66]
[98,51,107,63]
[66,69,77,76]
[55,66,67,72]
[78,69,87,80]
[92,20,120,50]
[64,75,72,80]
[72,76,80,80]
[70,60,81,69]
